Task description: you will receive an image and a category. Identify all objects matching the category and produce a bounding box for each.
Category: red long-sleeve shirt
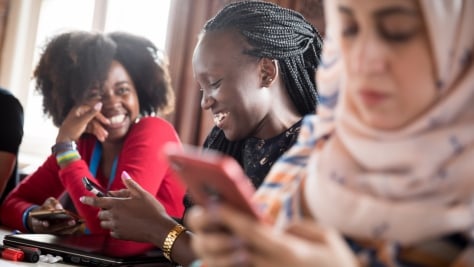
[0,117,185,254]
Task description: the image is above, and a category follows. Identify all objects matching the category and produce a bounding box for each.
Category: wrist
[162,223,187,263]
[51,141,77,155]
[52,141,81,168]
[23,205,39,233]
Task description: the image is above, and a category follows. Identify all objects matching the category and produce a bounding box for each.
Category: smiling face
[192,30,273,141]
[86,60,140,142]
[337,0,438,130]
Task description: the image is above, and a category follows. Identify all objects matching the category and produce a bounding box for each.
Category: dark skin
[186,205,358,267]
[29,61,140,234]
[80,29,302,266]
[80,172,197,266]
[27,103,105,234]
[193,30,301,141]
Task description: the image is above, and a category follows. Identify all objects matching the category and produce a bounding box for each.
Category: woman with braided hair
[199,0,322,190]
[81,1,323,266]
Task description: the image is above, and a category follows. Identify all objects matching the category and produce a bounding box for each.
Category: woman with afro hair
[0,31,185,255]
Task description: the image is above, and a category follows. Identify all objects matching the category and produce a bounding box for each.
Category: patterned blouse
[182,119,302,211]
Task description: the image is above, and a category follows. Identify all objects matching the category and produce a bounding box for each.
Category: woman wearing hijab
[187,0,474,266]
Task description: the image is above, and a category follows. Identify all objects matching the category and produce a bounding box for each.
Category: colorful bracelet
[56,150,81,165]
[162,224,186,262]
[51,141,77,155]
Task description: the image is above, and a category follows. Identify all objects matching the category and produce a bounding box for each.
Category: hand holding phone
[29,209,84,233]
[82,177,106,197]
[164,144,261,220]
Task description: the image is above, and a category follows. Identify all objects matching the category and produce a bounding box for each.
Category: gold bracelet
[162,224,186,262]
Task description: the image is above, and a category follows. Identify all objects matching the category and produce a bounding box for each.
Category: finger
[80,196,114,209]
[110,230,120,239]
[98,210,112,220]
[75,102,103,124]
[88,120,109,141]
[193,231,241,255]
[93,111,111,125]
[191,230,244,266]
[121,171,146,197]
[108,189,130,198]
[206,204,286,256]
[31,218,49,228]
[285,220,327,243]
[185,206,215,232]
[43,197,62,210]
[200,247,252,267]
[75,105,92,117]
[100,220,115,231]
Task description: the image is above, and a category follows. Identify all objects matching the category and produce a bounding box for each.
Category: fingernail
[68,220,76,226]
[122,171,132,180]
[79,196,86,203]
[55,203,63,210]
[94,102,103,111]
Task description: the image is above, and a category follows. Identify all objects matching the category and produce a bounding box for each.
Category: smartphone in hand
[82,177,106,197]
[29,209,84,232]
[164,144,261,220]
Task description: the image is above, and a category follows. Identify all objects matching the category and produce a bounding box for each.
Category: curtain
[165,0,324,146]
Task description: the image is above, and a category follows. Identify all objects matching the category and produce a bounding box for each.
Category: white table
[0,227,74,266]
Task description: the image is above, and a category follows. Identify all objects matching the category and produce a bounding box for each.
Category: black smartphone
[29,209,81,221]
[29,209,84,232]
[82,177,106,197]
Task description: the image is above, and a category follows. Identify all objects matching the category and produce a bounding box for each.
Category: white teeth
[109,114,125,124]
[213,112,229,125]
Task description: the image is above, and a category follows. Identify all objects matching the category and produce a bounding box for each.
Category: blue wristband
[22,205,39,233]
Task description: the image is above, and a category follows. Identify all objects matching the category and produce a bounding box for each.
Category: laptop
[3,233,172,266]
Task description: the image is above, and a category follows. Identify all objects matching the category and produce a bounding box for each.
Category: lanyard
[89,141,118,191]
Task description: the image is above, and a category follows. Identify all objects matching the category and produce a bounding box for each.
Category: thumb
[121,171,145,197]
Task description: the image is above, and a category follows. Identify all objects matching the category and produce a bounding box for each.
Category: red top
[0,117,185,254]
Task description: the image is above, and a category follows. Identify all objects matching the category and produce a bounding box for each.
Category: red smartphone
[164,143,261,220]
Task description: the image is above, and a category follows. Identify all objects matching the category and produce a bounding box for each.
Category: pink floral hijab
[306,0,474,246]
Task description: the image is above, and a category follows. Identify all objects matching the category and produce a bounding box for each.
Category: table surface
[0,227,68,266]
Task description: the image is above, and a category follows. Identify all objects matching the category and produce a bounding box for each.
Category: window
[0,0,171,170]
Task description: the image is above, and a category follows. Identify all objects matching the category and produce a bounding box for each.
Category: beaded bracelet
[162,224,186,262]
[51,141,77,155]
